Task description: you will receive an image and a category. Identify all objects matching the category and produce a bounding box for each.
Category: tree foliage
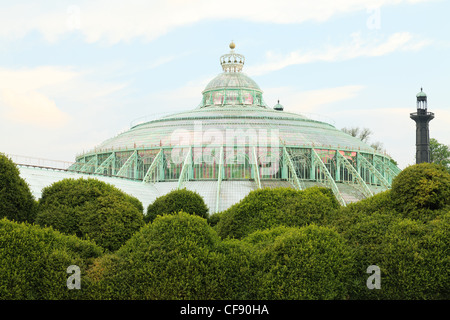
[0,153,37,223]
[430,138,450,173]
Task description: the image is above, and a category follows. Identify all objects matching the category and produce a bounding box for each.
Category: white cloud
[141,75,213,114]
[0,0,434,44]
[0,89,69,128]
[0,64,129,157]
[264,85,365,115]
[0,66,80,128]
[246,32,432,76]
[0,66,80,92]
[0,66,127,128]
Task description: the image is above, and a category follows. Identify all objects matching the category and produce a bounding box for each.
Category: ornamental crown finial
[220,42,245,72]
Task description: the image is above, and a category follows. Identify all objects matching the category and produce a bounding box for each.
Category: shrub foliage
[90,212,252,299]
[35,178,144,251]
[0,218,103,299]
[215,186,339,239]
[0,153,37,223]
[145,188,209,223]
[390,162,450,220]
[1,162,449,300]
[243,225,353,300]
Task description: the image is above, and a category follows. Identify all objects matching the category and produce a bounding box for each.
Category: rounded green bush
[391,163,450,220]
[0,153,37,223]
[145,188,209,223]
[376,215,450,299]
[215,186,340,239]
[93,212,252,299]
[243,225,353,300]
[328,209,402,299]
[0,218,103,300]
[36,178,144,251]
[327,194,449,299]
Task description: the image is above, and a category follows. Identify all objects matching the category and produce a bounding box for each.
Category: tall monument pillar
[410,88,434,164]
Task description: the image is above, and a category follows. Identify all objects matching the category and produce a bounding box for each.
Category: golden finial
[229,41,235,50]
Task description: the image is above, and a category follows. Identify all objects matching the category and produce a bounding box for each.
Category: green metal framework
[336,151,373,198]
[215,146,224,213]
[177,147,193,189]
[283,146,303,190]
[311,148,347,206]
[95,153,115,175]
[359,154,391,189]
[142,149,163,183]
[70,144,400,208]
[252,146,261,189]
[116,150,137,178]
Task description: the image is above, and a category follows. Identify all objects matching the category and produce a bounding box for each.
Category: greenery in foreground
[0,152,449,300]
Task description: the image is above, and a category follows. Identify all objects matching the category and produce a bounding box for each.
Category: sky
[0,0,449,170]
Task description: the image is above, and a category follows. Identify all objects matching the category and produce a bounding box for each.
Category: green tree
[430,138,450,173]
[0,153,37,223]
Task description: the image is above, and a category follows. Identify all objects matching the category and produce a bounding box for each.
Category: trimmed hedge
[36,178,144,251]
[0,218,103,300]
[145,188,209,223]
[377,215,450,299]
[2,160,449,300]
[326,190,450,299]
[391,163,450,221]
[90,212,252,299]
[327,209,402,299]
[0,153,37,223]
[242,225,353,300]
[215,186,340,239]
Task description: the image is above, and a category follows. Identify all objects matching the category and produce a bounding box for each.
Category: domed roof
[199,43,266,108]
[273,100,284,111]
[416,87,427,98]
[203,72,261,93]
[81,42,382,155]
[92,105,375,154]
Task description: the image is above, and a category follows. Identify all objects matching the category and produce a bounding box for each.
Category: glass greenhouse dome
[66,42,401,211]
